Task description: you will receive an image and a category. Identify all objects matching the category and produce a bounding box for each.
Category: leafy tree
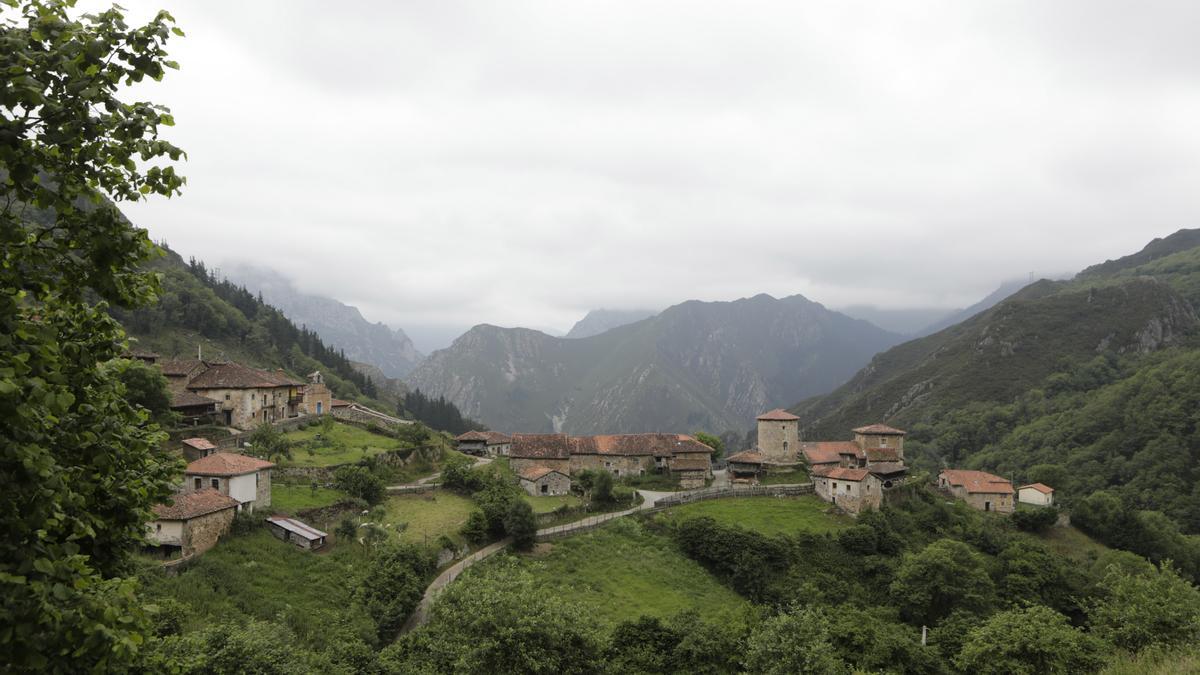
[825,606,945,675]
[382,560,605,674]
[0,1,188,668]
[248,421,292,463]
[1011,505,1059,533]
[353,542,435,639]
[503,499,537,551]
[591,469,615,504]
[1086,562,1200,653]
[460,510,489,544]
[693,431,724,458]
[440,453,481,493]
[743,605,848,675]
[955,605,1107,675]
[997,540,1079,614]
[110,357,175,424]
[334,465,385,505]
[890,538,996,625]
[144,619,348,674]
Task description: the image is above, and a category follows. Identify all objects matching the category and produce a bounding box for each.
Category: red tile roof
[186,362,303,390]
[331,399,352,407]
[940,470,1013,495]
[757,408,800,421]
[510,434,572,459]
[813,466,871,481]
[518,465,567,482]
[456,430,512,444]
[801,441,857,465]
[152,489,239,520]
[571,433,710,457]
[726,450,767,464]
[853,423,906,435]
[1019,483,1054,494]
[185,452,275,476]
[182,438,217,451]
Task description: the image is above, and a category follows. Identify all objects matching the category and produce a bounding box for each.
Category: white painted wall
[1018,487,1053,507]
[147,520,183,546]
[229,474,258,507]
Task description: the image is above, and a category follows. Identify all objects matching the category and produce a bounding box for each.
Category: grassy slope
[284,422,405,467]
[523,494,583,513]
[271,484,348,515]
[381,490,476,546]
[502,519,750,627]
[653,495,851,537]
[139,530,374,644]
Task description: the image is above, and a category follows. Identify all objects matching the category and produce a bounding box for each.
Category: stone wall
[569,454,654,477]
[813,474,882,515]
[521,471,572,496]
[256,469,272,508]
[853,432,904,458]
[758,419,799,462]
[957,489,1014,513]
[331,404,413,428]
[182,507,236,556]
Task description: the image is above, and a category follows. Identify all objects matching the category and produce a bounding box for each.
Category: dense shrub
[334,465,385,505]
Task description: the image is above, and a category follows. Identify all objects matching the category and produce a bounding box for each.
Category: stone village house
[938,469,1015,513]
[518,465,572,496]
[506,432,714,488]
[811,467,883,515]
[145,489,240,558]
[1018,482,1055,507]
[182,452,274,513]
[157,359,333,430]
[453,430,513,457]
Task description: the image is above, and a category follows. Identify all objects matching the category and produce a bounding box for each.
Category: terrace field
[652,495,851,536]
[381,490,476,546]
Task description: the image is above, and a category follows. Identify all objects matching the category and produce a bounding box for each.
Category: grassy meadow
[381,490,476,546]
[653,495,851,536]
[270,483,348,515]
[500,518,750,627]
[284,421,404,467]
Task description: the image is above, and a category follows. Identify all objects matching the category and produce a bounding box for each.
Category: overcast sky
[110,0,1200,347]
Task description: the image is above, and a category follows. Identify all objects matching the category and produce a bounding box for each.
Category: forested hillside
[109,246,405,411]
[792,230,1200,541]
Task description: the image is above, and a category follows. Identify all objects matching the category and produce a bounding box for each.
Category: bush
[334,466,385,505]
[353,542,436,639]
[612,485,635,504]
[335,517,358,541]
[503,500,537,551]
[1012,506,1059,533]
[592,471,615,504]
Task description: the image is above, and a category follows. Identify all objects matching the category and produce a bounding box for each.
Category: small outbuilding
[670,457,710,489]
[518,465,572,496]
[1018,483,1055,507]
[812,466,883,515]
[938,469,1015,513]
[266,516,328,550]
[181,437,219,462]
[725,450,767,484]
[146,489,240,558]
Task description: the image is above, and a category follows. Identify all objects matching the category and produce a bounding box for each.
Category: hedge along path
[394,483,812,637]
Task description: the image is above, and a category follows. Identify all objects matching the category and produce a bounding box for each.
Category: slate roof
[266,516,327,541]
[801,442,857,464]
[186,362,303,390]
[510,434,572,459]
[813,466,871,481]
[940,470,1014,495]
[757,408,800,421]
[170,391,220,409]
[185,452,275,476]
[152,489,239,520]
[182,438,217,451]
[518,465,567,482]
[853,423,906,435]
[1019,482,1054,494]
[725,450,767,464]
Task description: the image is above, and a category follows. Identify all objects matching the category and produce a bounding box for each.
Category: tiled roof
[670,457,710,472]
[1019,483,1054,494]
[813,466,871,481]
[757,408,800,421]
[186,362,303,390]
[518,465,567,482]
[170,391,220,409]
[182,438,217,451]
[865,447,901,462]
[331,399,352,407]
[940,470,1013,495]
[866,462,907,476]
[152,489,239,520]
[456,430,512,444]
[159,358,206,377]
[185,452,275,476]
[853,423,906,435]
[802,441,858,464]
[510,434,572,459]
[726,450,767,464]
[571,433,711,457]
[455,431,489,442]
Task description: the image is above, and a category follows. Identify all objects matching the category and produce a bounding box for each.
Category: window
[211,478,219,490]
[225,393,230,400]
[262,394,267,406]
[193,477,201,490]
[880,437,888,447]
[155,523,161,533]
[540,484,548,494]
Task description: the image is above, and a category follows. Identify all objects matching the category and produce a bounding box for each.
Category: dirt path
[387,456,493,492]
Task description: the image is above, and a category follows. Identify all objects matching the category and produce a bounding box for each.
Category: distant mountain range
[405,293,904,434]
[223,265,423,378]
[565,309,658,339]
[791,230,1200,439]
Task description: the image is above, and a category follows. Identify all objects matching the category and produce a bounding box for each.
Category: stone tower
[757,409,800,462]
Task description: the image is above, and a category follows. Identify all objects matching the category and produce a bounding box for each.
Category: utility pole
[921,625,927,646]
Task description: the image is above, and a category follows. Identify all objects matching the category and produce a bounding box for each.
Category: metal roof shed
[265,516,328,550]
